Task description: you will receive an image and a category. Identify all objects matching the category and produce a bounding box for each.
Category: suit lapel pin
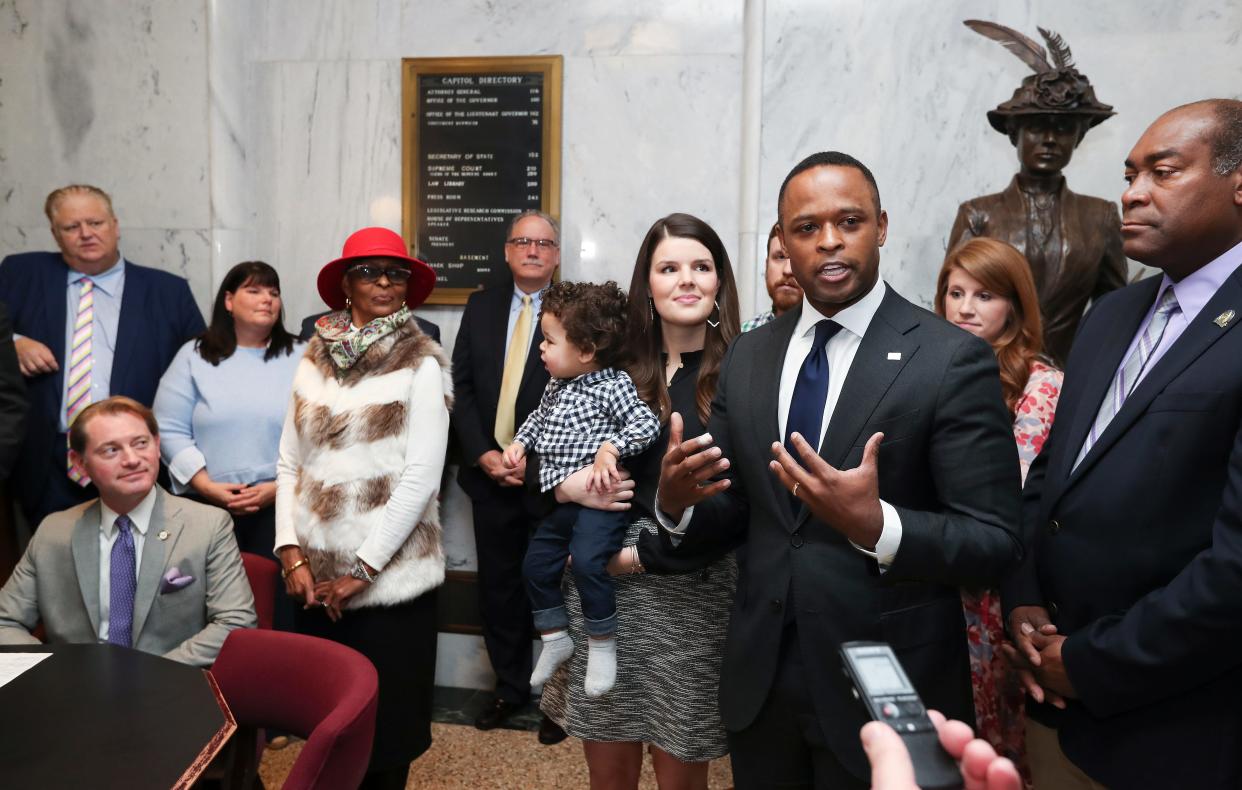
[158,530,169,541]
[1214,309,1236,328]
[887,352,901,361]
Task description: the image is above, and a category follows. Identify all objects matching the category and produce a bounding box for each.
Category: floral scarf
[315,305,413,373]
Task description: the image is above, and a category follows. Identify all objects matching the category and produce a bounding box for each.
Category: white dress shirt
[97,487,157,641]
[658,279,903,567]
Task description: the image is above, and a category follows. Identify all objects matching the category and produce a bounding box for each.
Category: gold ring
[792,482,800,497]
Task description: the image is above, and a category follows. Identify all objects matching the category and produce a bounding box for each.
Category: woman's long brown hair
[935,237,1044,414]
[625,213,741,426]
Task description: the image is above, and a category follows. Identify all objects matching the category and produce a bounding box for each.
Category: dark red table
[0,643,235,789]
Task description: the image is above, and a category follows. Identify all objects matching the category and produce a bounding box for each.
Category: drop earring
[707,300,721,329]
[345,297,352,309]
[648,297,655,323]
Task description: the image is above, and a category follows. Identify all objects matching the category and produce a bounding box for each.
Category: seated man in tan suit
[0,397,255,666]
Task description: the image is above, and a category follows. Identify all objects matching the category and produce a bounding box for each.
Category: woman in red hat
[274,227,450,787]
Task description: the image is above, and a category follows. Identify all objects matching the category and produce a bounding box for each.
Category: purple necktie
[108,515,137,647]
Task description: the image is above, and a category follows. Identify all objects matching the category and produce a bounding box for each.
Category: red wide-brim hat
[317,227,437,310]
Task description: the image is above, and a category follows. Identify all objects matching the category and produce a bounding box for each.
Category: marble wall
[2,0,1240,690]
[0,0,215,306]
[236,0,745,343]
[759,0,1242,307]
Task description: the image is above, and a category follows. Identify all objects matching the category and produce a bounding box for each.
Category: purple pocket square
[160,568,195,594]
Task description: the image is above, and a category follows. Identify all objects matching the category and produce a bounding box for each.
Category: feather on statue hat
[965,20,1115,135]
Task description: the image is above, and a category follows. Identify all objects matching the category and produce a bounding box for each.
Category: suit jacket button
[1047,601,1059,617]
[770,599,782,611]
[1048,519,1061,535]
[790,532,804,549]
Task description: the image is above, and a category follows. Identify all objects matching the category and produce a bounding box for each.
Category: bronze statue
[950,21,1127,366]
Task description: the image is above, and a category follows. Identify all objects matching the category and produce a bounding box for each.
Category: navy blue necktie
[785,319,843,460]
[108,515,137,647]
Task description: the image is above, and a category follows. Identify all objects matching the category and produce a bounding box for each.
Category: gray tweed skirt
[539,517,737,762]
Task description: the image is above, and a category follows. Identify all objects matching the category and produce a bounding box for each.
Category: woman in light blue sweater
[154,261,303,557]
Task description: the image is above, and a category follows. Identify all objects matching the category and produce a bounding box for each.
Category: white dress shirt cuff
[850,500,902,570]
[653,488,694,546]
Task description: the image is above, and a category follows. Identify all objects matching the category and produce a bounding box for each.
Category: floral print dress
[962,360,1062,781]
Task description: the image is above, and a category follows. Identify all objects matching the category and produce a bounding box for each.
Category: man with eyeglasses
[452,209,566,743]
[0,185,205,529]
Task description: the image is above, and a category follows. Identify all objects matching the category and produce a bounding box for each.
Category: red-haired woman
[935,236,1064,779]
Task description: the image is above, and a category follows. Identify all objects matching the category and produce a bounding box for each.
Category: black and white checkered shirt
[514,368,661,491]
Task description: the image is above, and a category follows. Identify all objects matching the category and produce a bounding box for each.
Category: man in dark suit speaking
[657,152,1022,787]
[1002,99,1242,790]
[0,185,205,527]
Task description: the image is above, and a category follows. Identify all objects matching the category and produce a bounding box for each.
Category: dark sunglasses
[347,264,412,284]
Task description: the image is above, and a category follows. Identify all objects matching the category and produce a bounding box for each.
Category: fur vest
[289,318,453,608]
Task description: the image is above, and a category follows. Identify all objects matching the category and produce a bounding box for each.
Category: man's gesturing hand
[769,431,884,549]
[655,412,731,522]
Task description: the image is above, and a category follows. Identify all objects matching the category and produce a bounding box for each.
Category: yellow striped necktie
[494,295,533,447]
[66,278,95,485]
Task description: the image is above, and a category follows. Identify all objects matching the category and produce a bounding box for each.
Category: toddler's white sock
[531,630,574,687]
[584,636,617,698]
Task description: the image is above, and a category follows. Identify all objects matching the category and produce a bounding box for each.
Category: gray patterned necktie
[1074,287,1181,470]
[108,515,137,647]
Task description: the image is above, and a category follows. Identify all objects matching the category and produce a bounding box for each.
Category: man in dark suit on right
[658,152,1022,787]
[1002,99,1242,790]
[451,209,563,743]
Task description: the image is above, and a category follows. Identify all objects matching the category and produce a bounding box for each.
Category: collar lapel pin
[1214,309,1235,328]
[158,530,169,541]
[887,352,901,361]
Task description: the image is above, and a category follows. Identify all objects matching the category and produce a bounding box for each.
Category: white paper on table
[0,652,52,688]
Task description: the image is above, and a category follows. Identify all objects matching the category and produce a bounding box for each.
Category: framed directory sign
[402,55,563,305]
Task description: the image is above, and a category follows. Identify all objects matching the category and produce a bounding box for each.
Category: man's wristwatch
[349,559,379,584]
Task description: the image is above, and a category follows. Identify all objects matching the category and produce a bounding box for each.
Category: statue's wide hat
[987,70,1115,133]
[965,20,1115,135]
